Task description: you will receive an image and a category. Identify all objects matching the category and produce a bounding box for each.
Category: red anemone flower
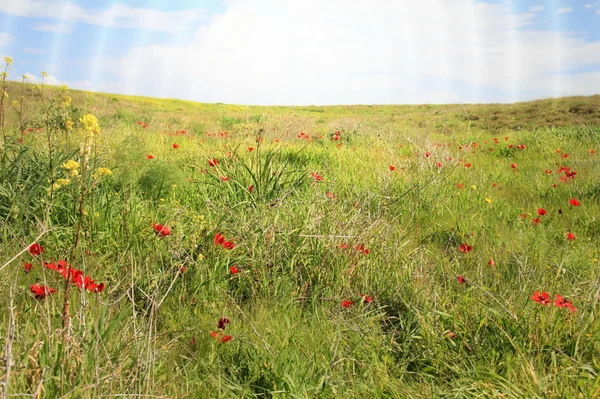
[361,294,374,303]
[569,198,580,206]
[488,259,495,267]
[458,243,473,253]
[510,163,517,169]
[23,262,33,272]
[389,165,396,171]
[464,163,472,168]
[554,294,576,312]
[537,208,547,216]
[172,143,179,149]
[208,159,219,167]
[530,291,550,305]
[341,299,353,308]
[29,243,44,256]
[457,276,466,284]
[30,283,56,298]
[229,265,239,275]
[566,232,576,241]
[210,331,232,343]
[214,233,225,246]
[146,154,154,160]
[248,185,254,193]
[152,223,171,238]
[223,241,236,250]
[217,316,231,330]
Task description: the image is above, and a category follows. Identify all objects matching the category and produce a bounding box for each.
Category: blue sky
[1,0,599,105]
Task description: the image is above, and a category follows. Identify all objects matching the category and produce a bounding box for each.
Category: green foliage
[0,83,599,398]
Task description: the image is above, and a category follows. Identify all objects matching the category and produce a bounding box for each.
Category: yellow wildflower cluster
[63,96,72,107]
[52,178,71,191]
[93,167,112,179]
[65,118,74,131]
[62,159,80,177]
[4,56,12,66]
[80,114,100,134]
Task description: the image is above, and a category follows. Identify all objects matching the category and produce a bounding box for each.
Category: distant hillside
[4,81,600,133]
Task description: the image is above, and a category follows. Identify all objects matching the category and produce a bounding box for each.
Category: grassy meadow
[1,66,600,398]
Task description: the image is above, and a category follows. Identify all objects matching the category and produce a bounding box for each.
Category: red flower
[152,223,171,238]
[457,276,466,284]
[361,294,374,303]
[220,176,230,182]
[217,316,230,330]
[223,241,236,250]
[210,331,232,343]
[248,185,254,193]
[220,335,232,343]
[29,243,43,256]
[562,153,569,158]
[537,208,547,216]
[30,283,56,298]
[214,233,225,246]
[146,154,154,160]
[488,259,495,267]
[458,243,472,253]
[569,198,580,206]
[566,232,576,241]
[208,159,219,167]
[23,262,33,272]
[531,218,541,225]
[229,265,239,275]
[311,172,323,181]
[341,299,353,308]
[435,162,443,168]
[554,294,576,312]
[94,283,105,293]
[389,165,395,171]
[456,183,464,189]
[530,291,550,305]
[510,163,517,169]
[172,143,179,149]
[248,147,254,152]
[520,213,528,219]
[464,163,472,168]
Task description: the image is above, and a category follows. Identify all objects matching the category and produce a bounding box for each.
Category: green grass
[0,80,599,398]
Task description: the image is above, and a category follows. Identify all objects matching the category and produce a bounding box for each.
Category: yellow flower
[80,114,100,134]
[41,71,48,78]
[11,100,18,107]
[63,96,72,107]
[62,159,80,171]
[471,185,477,190]
[65,118,74,131]
[4,56,12,65]
[485,198,492,204]
[22,74,28,80]
[52,178,71,190]
[93,167,112,179]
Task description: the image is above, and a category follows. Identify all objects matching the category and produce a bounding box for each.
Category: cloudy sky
[1,0,599,105]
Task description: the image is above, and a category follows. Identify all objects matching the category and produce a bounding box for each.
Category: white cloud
[0,0,207,33]
[558,7,574,13]
[23,71,95,90]
[86,0,600,105]
[584,3,599,9]
[529,6,544,12]
[32,23,72,34]
[0,32,12,47]
[21,48,47,55]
